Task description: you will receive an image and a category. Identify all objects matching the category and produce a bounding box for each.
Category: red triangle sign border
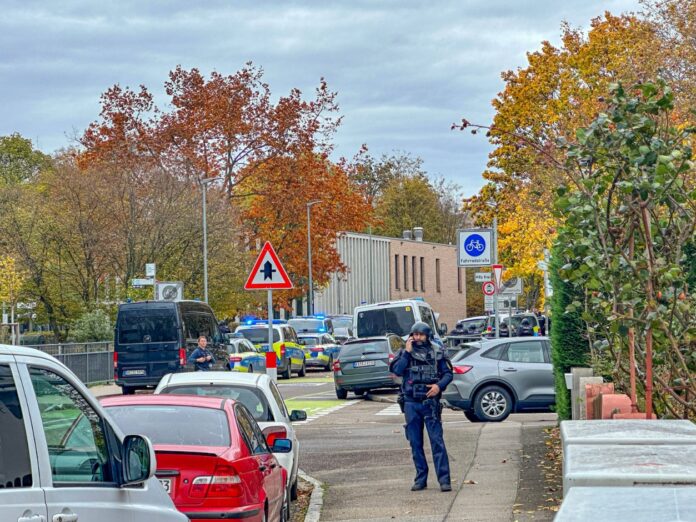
[244,241,294,290]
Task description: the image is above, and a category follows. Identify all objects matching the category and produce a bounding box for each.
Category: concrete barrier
[555,486,696,521]
[563,443,696,493]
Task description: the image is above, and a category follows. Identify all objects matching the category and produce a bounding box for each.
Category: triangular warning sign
[244,242,293,290]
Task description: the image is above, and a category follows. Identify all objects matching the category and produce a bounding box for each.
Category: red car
[101,394,290,522]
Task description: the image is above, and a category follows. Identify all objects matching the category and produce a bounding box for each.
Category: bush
[549,244,590,420]
[70,309,113,342]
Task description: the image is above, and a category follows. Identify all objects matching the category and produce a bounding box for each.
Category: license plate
[123,369,146,376]
[158,478,172,495]
[353,360,375,368]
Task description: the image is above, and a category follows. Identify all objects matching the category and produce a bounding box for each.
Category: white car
[154,371,306,499]
[0,344,187,522]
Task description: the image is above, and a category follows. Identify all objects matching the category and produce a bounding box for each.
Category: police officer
[390,322,453,492]
[188,335,215,371]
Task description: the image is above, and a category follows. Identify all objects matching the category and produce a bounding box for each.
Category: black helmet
[410,321,432,338]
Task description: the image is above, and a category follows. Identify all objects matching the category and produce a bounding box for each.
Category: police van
[353,298,445,341]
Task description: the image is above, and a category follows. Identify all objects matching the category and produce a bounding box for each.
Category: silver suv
[442,337,555,422]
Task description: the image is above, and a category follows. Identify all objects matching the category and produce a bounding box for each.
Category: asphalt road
[293,389,557,522]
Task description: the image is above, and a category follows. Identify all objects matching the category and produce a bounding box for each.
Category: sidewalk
[89,383,122,397]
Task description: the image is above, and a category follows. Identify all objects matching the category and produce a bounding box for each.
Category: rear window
[298,336,319,346]
[288,319,325,333]
[117,308,178,344]
[237,328,280,344]
[340,340,388,357]
[357,306,415,337]
[106,405,231,446]
[331,317,352,329]
[159,385,274,422]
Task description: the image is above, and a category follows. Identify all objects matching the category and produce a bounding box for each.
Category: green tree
[70,309,113,342]
[0,134,50,185]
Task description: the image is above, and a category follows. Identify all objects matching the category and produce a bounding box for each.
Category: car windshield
[117,308,178,344]
[457,318,487,331]
[331,317,352,329]
[340,340,388,357]
[159,385,274,422]
[229,342,255,354]
[510,316,536,328]
[288,319,324,333]
[298,337,319,346]
[106,405,231,446]
[237,328,280,344]
[357,306,415,337]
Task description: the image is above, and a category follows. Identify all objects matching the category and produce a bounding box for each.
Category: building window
[420,257,425,291]
[458,267,463,294]
[436,258,441,293]
[403,256,409,291]
[412,256,417,292]
[395,255,400,290]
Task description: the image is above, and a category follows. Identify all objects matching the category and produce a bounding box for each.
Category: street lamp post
[199,176,223,303]
[306,200,322,315]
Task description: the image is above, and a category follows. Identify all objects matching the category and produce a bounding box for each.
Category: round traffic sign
[482,281,496,296]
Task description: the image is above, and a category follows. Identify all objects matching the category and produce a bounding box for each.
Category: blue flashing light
[314,314,326,320]
[318,328,326,333]
[252,319,287,325]
[412,296,425,302]
[246,319,254,325]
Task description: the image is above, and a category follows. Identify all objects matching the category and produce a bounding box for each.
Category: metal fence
[24,342,113,384]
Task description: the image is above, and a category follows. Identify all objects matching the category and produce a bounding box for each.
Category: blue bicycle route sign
[457,229,493,267]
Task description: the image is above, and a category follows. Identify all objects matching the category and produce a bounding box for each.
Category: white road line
[293,399,361,425]
[376,404,403,416]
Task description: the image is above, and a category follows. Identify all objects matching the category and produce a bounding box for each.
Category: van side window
[418,306,438,334]
[183,313,216,341]
[0,364,33,488]
[28,367,114,485]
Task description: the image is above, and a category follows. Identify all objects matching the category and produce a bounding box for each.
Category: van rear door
[116,304,182,386]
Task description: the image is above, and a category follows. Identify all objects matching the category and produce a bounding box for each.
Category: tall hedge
[549,243,590,420]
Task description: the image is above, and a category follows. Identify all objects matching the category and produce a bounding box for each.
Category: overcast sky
[1,0,641,196]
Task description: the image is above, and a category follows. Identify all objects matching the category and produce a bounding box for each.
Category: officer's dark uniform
[390,322,453,491]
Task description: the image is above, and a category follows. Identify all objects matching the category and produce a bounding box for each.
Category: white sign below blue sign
[457,229,493,267]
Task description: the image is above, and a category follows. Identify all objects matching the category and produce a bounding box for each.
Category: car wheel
[121,386,135,395]
[281,362,291,380]
[474,385,512,422]
[298,360,306,377]
[336,385,348,399]
[291,477,298,500]
[248,365,253,374]
[464,410,483,423]
[325,356,333,372]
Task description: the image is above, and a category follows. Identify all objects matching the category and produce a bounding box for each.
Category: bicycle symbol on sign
[463,233,486,257]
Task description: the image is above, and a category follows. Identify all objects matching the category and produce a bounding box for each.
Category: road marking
[292,399,360,424]
[376,404,402,416]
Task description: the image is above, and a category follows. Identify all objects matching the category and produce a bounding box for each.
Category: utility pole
[493,217,500,338]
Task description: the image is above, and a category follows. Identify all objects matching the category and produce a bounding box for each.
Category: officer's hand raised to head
[405,336,413,352]
[426,384,440,398]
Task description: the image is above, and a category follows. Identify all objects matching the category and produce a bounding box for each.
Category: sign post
[244,242,293,381]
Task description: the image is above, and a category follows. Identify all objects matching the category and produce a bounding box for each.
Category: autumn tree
[0,133,50,185]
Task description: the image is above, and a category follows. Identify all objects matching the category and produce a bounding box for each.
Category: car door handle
[53,513,78,522]
[502,368,518,372]
[18,514,46,522]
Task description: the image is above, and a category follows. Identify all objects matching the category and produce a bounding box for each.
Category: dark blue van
[114,300,227,394]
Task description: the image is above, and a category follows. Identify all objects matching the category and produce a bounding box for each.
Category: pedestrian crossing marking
[376,404,402,416]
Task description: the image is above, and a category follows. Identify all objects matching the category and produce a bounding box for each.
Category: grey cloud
[1,0,640,195]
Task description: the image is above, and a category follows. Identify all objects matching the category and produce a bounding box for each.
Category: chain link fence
[23,342,113,384]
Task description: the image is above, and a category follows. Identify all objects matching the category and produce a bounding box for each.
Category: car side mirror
[122,434,156,486]
[271,438,293,453]
[439,324,448,336]
[289,410,307,422]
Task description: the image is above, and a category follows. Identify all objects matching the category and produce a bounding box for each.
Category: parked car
[288,315,334,335]
[450,316,488,336]
[332,327,353,344]
[101,394,292,522]
[508,314,540,336]
[297,333,342,371]
[0,344,186,522]
[442,337,555,422]
[154,371,307,500]
[225,336,268,373]
[114,300,229,394]
[353,298,445,341]
[235,321,305,379]
[333,335,404,399]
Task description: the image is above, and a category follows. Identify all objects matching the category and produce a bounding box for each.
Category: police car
[235,320,306,379]
[288,315,334,334]
[224,334,268,373]
[297,333,342,371]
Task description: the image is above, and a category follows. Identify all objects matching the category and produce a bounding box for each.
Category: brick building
[312,229,467,329]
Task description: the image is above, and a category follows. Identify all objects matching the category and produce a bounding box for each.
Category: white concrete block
[561,419,696,456]
[555,486,696,522]
[564,444,696,493]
